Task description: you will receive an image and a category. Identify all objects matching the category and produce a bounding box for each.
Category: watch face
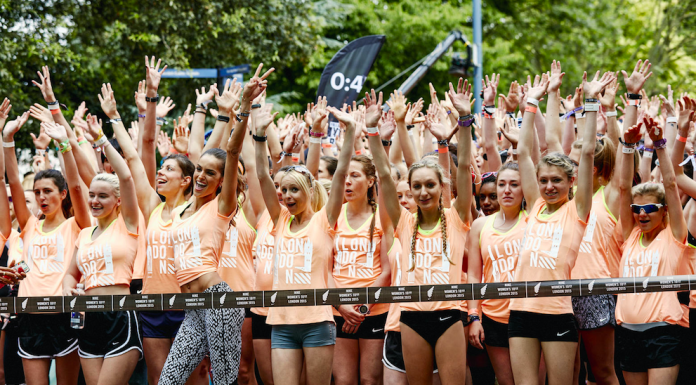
[358,305,369,314]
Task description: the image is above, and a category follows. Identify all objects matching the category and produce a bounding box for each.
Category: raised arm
[365,90,401,229]
[99,83,162,220]
[672,97,696,198]
[575,71,613,220]
[545,60,565,154]
[600,75,620,148]
[645,116,687,241]
[325,106,357,227]
[143,56,168,187]
[205,79,241,154]
[388,91,418,168]
[447,78,474,224]
[2,106,32,229]
[189,84,217,165]
[481,74,502,171]
[219,64,274,217]
[619,124,642,241]
[0,102,15,238]
[516,75,548,205]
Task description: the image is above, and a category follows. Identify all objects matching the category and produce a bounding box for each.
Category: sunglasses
[286,165,313,183]
[481,172,498,180]
[630,203,664,214]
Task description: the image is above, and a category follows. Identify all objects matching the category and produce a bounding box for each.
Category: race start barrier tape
[4,275,692,313]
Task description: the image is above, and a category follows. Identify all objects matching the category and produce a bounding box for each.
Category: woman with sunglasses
[508,71,609,385]
[253,101,355,385]
[466,161,525,385]
[366,81,474,385]
[155,64,272,384]
[616,117,688,385]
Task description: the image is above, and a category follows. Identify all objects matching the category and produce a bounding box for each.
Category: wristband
[94,133,108,147]
[622,147,635,154]
[605,110,617,117]
[562,106,583,120]
[50,109,61,115]
[78,140,89,146]
[667,117,678,124]
[458,114,474,127]
[512,148,518,155]
[583,103,600,112]
[642,147,654,152]
[627,93,642,100]
[2,141,14,148]
[292,153,300,162]
[446,110,452,115]
[198,103,208,111]
[156,117,166,126]
[310,137,322,144]
[47,102,60,111]
[437,139,449,146]
[437,146,449,154]
[145,95,159,103]
[584,98,599,103]
[366,126,379,136]
[252,134,267,142]
[576,112,585,119]
[251,104,262,109]
[468,315,481,323]
[406,124,415,130]
[408,130,414,137]
[138,113,146,118]
[235,114,243,122]
[619,137,638,148]
[653,138,667,150]
[309,130,324,138]
[506,112,515,118]
[355,150,363,155]
[525,105,538,114]
[109,118,122,124]
[195,110,206,115]
[46,100,59,105]
[239,112,250,117]
[643,150,654,158]
[36,149,46,156]
[60,144,72,154]
[382,139,392,146]
[677,134,688,143]
[526,97,540,107]
[627,99,641,106]
[217,115,230,123]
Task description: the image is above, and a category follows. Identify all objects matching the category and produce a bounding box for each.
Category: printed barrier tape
[6,275,692,313]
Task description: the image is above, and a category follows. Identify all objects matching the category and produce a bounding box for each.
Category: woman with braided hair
[365,82,474,385]
[332,154,391,385]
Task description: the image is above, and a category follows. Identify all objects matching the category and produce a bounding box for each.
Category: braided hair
[351,155,378,255]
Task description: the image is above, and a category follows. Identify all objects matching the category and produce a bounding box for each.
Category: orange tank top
[8,229,22,265]
[143,203,182,294]
[19,216,81,297]
[478,211,527,323]
[509,198,587,315]
[333,203,387,316]
[571,187,623,279]
[252,211,274,316]
[171,197,233,286]
[395,208,470,312]
[132,212,147,280]
[385,239,403,332]
[616,226,687,325]
[266,206,336,325]
[75,214,138,290]
[218,208,256,292]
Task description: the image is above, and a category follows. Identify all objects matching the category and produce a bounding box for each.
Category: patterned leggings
[159,282,245,385]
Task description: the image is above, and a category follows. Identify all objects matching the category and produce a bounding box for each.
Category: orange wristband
[355,149,363,155]
[525,105,538,114]
[438,146,449,154]
[677,135,688,143]
[50,109,61,115]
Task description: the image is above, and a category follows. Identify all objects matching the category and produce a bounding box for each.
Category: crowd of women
[0,56,694,385]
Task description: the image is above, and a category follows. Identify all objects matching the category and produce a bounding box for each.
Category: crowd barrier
[4,275,692,313]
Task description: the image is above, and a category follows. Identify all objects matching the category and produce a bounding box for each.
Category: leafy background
[2,0,695,149]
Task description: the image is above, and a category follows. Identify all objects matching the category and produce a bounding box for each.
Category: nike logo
[439,316,452,321]
[599,317,608,323]
[557,330,570,336]
[112,341,120,345]
[372,328,383,333]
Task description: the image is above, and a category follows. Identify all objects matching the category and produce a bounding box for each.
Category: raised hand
[659,93,676,118]
[128,122,139,152]
[29,103,52,124]
[426,115,457,142]
[145,56,167,92]
[643,115,664,142]
[0,98,11,129]
[195,85,218,106]
[547,60,565,93]
[156,130,171,158]
[32,66,56,102]
[156,96,175,118]
[380,110,396,140]
[622,60,652,94]
[500,116,520,146]
[215,78,242,114]
[31,125,52,150]
[499,81,521,113]
[447,78,473,116]
[255,104,279,135]
[74,101,88,121]
[572,85,584,109]
[363,89,383,128]
[32,155,47,173]
[386,90,408,122]
[624,122,642,144]
[173,119,190,154]
[599,73,619,110]
[134,80,147,113]
[583,71,614,99]
[3,111,29,141]
[327,106,356,127]
[85,114,103,142]
[678,95,695,131]
[405,98,424,126]
[42,121,68,143]
[242,63,275,104]
[98,83,119,118]
[526,73,549,101]
[482,73,500,105]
